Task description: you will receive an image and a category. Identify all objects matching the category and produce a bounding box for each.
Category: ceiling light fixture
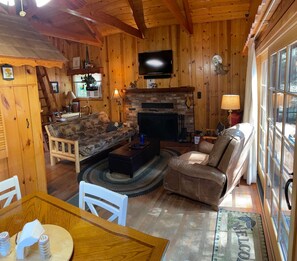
[19,0,26,16]
[35,0,51,7]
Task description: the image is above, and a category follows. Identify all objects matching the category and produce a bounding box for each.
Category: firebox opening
[137,112,178,141]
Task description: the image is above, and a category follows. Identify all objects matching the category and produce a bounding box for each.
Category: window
[73,73,102,99]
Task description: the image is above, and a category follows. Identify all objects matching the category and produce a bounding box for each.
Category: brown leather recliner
[163,123,254,210]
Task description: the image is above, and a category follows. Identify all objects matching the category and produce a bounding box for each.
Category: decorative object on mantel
[212,54,229,75]
[185,95,192,109]
[129,80,137,89]
[221,94,240,127]
[1,64,14,80]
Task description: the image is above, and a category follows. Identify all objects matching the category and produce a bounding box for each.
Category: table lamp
[66,91,76,112]
[221,94,240,127]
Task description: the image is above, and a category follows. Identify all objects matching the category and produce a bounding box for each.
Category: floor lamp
[221,95,240,127]
[113,88,122,122]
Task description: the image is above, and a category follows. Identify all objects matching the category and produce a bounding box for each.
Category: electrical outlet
[197,92,202,99]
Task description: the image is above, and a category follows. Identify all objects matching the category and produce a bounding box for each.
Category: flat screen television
[138,50,173,79]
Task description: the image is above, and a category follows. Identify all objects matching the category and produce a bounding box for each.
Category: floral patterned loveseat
[45,113,136,173]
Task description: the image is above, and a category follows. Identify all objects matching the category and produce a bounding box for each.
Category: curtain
[243,39,258,185]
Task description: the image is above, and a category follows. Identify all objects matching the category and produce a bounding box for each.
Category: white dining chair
[0,175,22,208]
[79,181,128,226]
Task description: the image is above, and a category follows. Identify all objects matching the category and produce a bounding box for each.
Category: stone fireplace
[124,86,195,140]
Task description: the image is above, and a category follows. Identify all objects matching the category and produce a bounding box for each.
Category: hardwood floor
[45,142,271,261]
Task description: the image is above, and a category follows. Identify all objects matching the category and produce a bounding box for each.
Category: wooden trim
[67,67,104,76]
[0,56,64,69]
[256,0,297,54]
[125,86,195,94]
[0,105,7,160]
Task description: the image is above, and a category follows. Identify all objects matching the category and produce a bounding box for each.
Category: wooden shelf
[124,86,195,94]
[67,67,103,76]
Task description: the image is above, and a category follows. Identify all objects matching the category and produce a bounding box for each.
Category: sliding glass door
[262,41,297,261]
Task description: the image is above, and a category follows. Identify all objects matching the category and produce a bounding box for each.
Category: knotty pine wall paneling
[47,38,108,114]
[48,19,247,131]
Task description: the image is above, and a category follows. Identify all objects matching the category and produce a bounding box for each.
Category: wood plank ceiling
[0,0,252,47]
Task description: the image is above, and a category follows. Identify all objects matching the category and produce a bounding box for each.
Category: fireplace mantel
[124,86,195,94]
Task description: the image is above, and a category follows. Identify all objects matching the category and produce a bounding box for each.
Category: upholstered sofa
[45,113,136,173]
[163,123,254,210]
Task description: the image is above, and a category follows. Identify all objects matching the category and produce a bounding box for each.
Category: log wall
[48,19,248,131]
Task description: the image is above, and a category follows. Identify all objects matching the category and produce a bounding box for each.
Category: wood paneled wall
[49,19,248,131]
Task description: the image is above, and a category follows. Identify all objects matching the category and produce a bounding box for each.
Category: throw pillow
[106,121,123,132]
[208,135,232,167]
[98,111,110,123]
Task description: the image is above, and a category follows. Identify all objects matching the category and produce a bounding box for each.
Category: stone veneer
[124,86,195,134]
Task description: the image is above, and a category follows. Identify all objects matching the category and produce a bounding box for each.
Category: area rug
[77,148,179,197]
[212,209,268,261]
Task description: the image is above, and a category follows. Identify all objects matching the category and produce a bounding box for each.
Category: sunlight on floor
[220,193,253,208]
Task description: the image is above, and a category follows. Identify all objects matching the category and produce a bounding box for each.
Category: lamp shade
[221,95,240,110]
[66,91,76,102]
[113,88,121,99]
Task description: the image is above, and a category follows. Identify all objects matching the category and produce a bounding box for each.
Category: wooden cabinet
[0,66,47,195]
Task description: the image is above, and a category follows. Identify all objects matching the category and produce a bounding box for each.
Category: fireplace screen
[137,112,178,141]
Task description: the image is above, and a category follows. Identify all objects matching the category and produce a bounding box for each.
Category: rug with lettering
[212,209,268,261]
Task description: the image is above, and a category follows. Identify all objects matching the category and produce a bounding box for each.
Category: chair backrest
[0,175,22,208]
[79,181,128,226]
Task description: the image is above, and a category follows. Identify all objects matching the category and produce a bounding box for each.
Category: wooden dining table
[0,192,168,260]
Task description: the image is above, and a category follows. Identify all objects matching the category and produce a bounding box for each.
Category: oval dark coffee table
[108,139,160,178]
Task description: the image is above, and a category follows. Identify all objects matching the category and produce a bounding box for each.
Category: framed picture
[51,81,59,93]
[1,65,14,80]
[72,57,80,69]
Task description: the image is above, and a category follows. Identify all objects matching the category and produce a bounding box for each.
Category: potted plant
[81,73,98,91]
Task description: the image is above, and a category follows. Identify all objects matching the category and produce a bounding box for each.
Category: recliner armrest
[197,140,214,154]
[168,157,226,186]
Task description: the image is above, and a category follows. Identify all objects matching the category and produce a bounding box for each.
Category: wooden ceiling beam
[48,0,143,39]
[30,21,102,46]
[83,20,104,45]
[182,0,193,34]
[127,0,146,37]
[162,0,193,34]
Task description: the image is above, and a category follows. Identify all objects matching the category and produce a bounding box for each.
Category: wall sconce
[212,55,229,75]
[221,94,240,127]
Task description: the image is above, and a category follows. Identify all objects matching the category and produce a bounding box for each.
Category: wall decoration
[1,64,14,80]
[51,81,59,93]
[72,57,80,69]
